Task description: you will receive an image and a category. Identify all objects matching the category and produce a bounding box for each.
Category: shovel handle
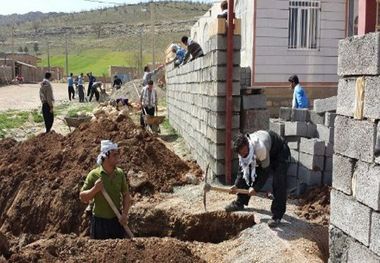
[209,185,250,195]
[101,188,134,238]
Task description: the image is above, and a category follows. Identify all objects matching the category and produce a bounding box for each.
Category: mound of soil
[8,235,205,263]
[295,186,330,226]
[0,110,197,237]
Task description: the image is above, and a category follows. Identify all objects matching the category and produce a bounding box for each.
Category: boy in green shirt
[80,140,132,239]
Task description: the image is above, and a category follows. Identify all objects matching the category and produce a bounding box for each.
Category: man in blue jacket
[288,75,309,109]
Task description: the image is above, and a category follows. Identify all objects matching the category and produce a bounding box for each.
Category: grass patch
[67,104,95,117]
[31,109,44,123]
[0,110,30,138]
[162,118,177,135]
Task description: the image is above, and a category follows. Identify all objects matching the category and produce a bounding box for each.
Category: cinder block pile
[166,34,241,183]
[329,32,380,262]
[269,95,336,195]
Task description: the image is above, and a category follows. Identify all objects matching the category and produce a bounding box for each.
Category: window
[288,1,320,49]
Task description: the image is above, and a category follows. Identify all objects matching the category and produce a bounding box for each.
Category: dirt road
[0,83,77,111]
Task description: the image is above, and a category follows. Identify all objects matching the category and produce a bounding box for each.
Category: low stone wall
[0,66,12,84]
[329,32,380,262]
[166,35,241,182]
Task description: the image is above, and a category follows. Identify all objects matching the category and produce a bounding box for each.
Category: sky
[0,0,216,15]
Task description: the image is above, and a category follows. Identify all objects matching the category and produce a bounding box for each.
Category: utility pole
[150,2,155,68]
[47,40,51,72]
[11,24,15,79]
[65,34,69,76]
[139,27,143,73]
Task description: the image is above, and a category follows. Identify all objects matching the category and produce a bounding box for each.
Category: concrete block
[207,96,241,112]
[240,109,270,133]
[299,152,324,171]
[316,124,334,143]
[307,123,317,138]
[324,156,332,171]
[287,136,300,150]
[241,94,267,110]
[299,138,325,155]
[336,78,356,117]
[207,127,240,144]
[355,161,380,211]
[334,115,376,163]
[370,212,380,256]
[313,96,337,113]
[377,122,380,165]
[324,112,337,128]
[204,81,241,96]
[338,32,380,76]
[298,166,322,186]
[279,107,292,121]
[291,108,310,122]
[323,171,332,185]
[284,121,308,137]
[309,110,325,125]
[348,240,380,263]
[208,34,241,51]
[207,111,240,129]
[329,226,350,263]
[364,76,380,120]
[325,143,334,157]
[330,189,371,246]
[209,142,225,160]
[332,154,355,195]
[290,149,299,163]
[269,119,285,137]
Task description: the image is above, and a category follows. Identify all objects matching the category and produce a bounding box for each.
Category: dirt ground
[0,84,330,262]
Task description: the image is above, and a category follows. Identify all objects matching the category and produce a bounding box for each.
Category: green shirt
[81,166,128,219]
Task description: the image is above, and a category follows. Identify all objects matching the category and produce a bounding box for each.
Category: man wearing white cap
[225,131,290,228]
[80,140,132,239]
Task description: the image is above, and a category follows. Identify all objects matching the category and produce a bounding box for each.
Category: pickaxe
[203,164,250,212]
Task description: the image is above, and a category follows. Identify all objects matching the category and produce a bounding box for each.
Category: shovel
[101,188,134,238]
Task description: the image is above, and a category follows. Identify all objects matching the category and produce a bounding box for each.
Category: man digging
[80,140,132,239]
[225,131,291,228]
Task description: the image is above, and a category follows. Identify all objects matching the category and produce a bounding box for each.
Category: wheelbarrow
[64,115,92,131]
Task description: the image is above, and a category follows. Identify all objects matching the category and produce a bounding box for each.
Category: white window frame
[288,1,321,50]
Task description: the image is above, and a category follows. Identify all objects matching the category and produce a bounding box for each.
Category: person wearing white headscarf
[225,131,290,228]
[80,140,132,239]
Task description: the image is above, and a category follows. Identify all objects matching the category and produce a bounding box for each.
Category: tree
[32,20,40,34]
[92,23,103,39]
[24,46,28,53]
[18,46,23,52]
[33,42,39,54]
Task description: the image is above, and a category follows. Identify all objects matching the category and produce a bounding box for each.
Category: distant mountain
[0,11,64,26]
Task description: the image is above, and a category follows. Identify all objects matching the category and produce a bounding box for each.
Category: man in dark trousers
[181,36,204,64]
[225,131,291,228]
[67,73,75,101]
[87,72,96,98]
[39,72,55,133]
[113,75,123,90]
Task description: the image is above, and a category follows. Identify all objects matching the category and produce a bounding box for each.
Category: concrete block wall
[329,32,380,262]
[166,34,241,182]
[269,100,337,196]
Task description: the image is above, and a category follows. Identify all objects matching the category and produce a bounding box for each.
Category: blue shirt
[67,77,74,86]
[176,48,186,64]
[292,84,309,109]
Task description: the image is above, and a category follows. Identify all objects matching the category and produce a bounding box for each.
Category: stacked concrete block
[166,34,242,183]
[240,67,251,89]
[329,32,380,262]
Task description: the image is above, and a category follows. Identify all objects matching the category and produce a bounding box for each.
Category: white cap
[100,140,118,153]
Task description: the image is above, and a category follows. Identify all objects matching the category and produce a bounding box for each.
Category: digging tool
[203,164,250,212]
[101,188,134,239]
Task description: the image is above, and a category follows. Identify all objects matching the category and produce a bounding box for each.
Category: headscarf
[96,140,118,165]
[238,139,257,187]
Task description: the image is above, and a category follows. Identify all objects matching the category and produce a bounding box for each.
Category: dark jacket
[183,40,204,64]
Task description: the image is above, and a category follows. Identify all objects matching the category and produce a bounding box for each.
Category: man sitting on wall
[181,36,204,64]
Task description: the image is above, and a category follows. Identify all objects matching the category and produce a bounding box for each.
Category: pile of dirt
[295,186,330,226]
[0,109,199,237]
[8,235,205,263]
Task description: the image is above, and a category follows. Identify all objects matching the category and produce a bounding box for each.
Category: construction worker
[288,74,309,109]
[39,72,55,133]
[169,44,186,67]
[77,73,85,102]
[67,73,75,101]
[89,81,101,102]
[87,72,96,97]
[225,131,291,228]
[217,0,228,19]
[80,140,132,239]
[143,65,164,87]
[140,80,157,128]
[113,75,123,90]
[181,36,204,64]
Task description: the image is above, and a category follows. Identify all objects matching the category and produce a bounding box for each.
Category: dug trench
[0,107,256,262]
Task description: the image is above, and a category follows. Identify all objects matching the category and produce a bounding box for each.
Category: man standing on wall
[288,74,309,109]
[39,72,55,133]
[181,36,204,64]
